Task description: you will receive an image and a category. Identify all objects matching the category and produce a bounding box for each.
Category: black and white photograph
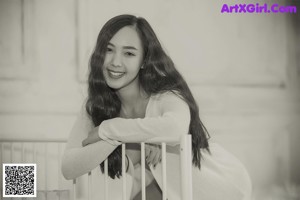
[0,0,299,199]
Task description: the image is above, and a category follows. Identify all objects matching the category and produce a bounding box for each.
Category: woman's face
[103,26,144,91]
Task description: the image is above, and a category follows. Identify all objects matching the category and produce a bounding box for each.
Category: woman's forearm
[98,92,191,144]
[61,140,118,180]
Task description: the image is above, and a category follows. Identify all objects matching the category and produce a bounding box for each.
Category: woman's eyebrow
[123,46,138,50]
[107,42,138,50]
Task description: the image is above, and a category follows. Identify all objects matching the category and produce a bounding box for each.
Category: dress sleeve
[98,92,191,144]
[61,103,118,180]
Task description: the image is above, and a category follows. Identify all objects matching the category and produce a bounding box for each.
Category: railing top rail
[0,135,189,144]
[0,139,67,143]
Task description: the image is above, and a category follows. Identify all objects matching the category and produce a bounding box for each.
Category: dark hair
[86,14,210,179]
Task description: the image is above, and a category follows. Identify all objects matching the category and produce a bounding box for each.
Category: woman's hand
[145,144,161,168]
[82,126,102,147]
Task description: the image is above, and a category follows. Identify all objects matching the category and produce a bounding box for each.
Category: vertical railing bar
[21,143,25,200]
[161,142,167,200]
[1,143,3,197]
[33,143,38,193]
[187,135,193,200]
[57,144,62,200]
[141,142,146,200]
[1,143,3,163]
[58,190,61,200]
[21,143,25,163]
[57,143,62,191]
[33,144,36,200]
[44,143,48,200]
[10,143,13,163]
[88,171,92,200]
[122,144,126,200]
[180,135,193,200]
[104,159,108,200]
[180,135,187,200]
[73,179,76,200]
[33,143,37,163]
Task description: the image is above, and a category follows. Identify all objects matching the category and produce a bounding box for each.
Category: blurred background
[0,0,299,199]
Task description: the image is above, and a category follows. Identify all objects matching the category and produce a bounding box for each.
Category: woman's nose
[112,52,122,67]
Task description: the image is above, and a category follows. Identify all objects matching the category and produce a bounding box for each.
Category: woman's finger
[82,128,102,147]
[151,150,161,167]
[82,137,91,147]
[146,148,155,165]
[150,147,161,167]
[82,138,88,147]
[146,145,161,167]
[145,144,153,164]
[145,145,151,158]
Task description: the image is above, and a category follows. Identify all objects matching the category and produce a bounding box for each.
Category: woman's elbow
[170,116,190,138]
[61,165,72,180]
[172,126,188,140]
[61,154,76,180]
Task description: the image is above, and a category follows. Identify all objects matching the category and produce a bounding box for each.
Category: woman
[62,14,252,200]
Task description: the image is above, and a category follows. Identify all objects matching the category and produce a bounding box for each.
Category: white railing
[0,135,193,200]
[73,135,193,200]
[0,139,68,200]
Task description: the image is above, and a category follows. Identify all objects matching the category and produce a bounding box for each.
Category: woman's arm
[98,92,191,144]
[61,105,118,180]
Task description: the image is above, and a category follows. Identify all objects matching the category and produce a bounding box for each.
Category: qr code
[2,163,36,197]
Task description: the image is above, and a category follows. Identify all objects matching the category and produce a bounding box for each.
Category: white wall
[0,0,299,198]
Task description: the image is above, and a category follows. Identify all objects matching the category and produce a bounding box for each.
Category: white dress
[96,92,252,200]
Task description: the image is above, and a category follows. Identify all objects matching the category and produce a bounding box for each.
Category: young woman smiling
[62,14,252,200]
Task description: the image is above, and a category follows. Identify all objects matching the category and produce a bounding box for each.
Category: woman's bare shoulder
[150,91,186,107]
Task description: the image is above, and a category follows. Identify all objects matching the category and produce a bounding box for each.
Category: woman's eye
[124,52,135,56]
[106,47,113,53]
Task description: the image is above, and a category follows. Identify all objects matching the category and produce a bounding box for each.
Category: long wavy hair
[86,14,210,179]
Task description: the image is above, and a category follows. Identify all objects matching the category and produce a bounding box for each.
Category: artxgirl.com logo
[221,3,297,14]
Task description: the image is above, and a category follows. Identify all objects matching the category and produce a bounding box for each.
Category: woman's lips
[107,69,125,79]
